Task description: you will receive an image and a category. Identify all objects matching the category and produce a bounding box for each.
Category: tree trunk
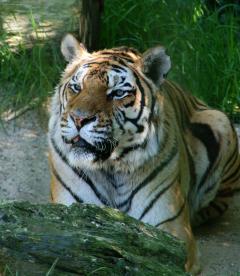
[79,0,104,51]
[0,202,187,275]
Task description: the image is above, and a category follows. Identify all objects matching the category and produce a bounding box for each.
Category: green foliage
[100,0,240,119]
[0,1,239,119]
[0,38,64,113]
[0,4,69,114]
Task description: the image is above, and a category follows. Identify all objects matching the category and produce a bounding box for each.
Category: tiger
[48,34,240,274]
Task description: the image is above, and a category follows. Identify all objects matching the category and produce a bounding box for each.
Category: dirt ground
[0,110,239,276]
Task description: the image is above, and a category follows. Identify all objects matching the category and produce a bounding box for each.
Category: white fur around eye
[68,66,89,93]
[112,89,129,100]
[69,83,81,93]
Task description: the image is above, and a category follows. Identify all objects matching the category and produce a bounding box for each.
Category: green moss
[0,202,187,275]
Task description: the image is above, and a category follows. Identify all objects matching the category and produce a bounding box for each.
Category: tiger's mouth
[70,135,117,161]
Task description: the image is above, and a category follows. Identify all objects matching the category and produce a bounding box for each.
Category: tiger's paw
[185,264,201,275]
[185,244,201,275]
[185,258,201,275]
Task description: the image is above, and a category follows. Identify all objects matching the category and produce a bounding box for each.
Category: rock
[0,202,187,275]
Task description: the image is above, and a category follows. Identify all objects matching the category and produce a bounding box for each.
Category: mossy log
[0,202,187,275]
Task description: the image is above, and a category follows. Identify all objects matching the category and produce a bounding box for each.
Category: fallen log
[0,202,187,275]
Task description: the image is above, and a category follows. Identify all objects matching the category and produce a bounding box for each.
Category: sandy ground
[0,110,239,275]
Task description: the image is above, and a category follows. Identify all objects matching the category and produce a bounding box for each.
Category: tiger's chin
[67,136,116,170]
[68,150,98,170]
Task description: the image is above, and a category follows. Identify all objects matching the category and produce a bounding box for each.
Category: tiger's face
[56,34,171,169]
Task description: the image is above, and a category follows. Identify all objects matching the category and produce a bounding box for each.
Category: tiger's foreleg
[48,152,76,205]
[49,153,58,203]
[160,190,201,275]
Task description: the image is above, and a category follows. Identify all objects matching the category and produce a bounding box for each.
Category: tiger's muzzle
[69,112,117,161]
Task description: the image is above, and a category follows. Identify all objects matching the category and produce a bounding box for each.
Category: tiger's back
[161,80,240,224]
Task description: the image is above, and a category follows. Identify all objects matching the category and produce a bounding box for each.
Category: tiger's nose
[70,109,89,119]
[70,112,96,129]
[74,116,84,127]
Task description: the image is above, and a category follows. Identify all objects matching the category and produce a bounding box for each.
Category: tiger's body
[48,34,240,274]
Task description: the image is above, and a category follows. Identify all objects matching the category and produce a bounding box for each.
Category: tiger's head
[52,34,171,170]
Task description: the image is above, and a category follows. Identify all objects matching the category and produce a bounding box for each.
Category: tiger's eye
[73,84,81,92]
[69,83,81,93]
[114,89,125,97]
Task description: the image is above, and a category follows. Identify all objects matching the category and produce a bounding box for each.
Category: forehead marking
[69,66,89,88]
[69,62,136,94]
[107,67,134,88]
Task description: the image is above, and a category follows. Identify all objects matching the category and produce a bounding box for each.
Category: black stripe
[110,63,127,72]
[60,103,63,115]
[134,73,146,120]
[111,68,123,73]
[158,119,170,151]
[139,174,178,220]
[210,201,227,214]
[149,93,155,123]
[123,99,135,108]
[155,200,186,227]
[184,138,196,188]
[50,190,54,201]
[52,166,83,203]
[115,55,134,63]
[122,82,131,87]
[117,109,145,134]
[111,56,130,67]
[165,88,188,129]
[83,60,127,72]
[222,142,239,173]
[203,175,222,194]
[113,112,125,133]
[61,83,68,109]
[190,123,220,191]
[116,139,148,160]
[50,138,111,206]
[105,46,139,56]
[121,71,145,124]
[190,123,220,166]
[82,61,109,67]
[117,142,178,211]
[100,51,136,62]
[58,85,64,114]
[135,75,155,123]
[121,76,126,84]
[170,82,193,117]
[198,170,215,194]
[222,164,240,184]
[90,130,107,134]
[179,83,207,111]
[115,72,146,132]
[64,87,68,102]
[61,117,68,123]
[185,93,206,112]
[99,169,128,192]
[217,188,234,198]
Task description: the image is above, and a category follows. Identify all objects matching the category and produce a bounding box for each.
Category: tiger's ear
[61,34,88,62]
[142,46,171,87]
